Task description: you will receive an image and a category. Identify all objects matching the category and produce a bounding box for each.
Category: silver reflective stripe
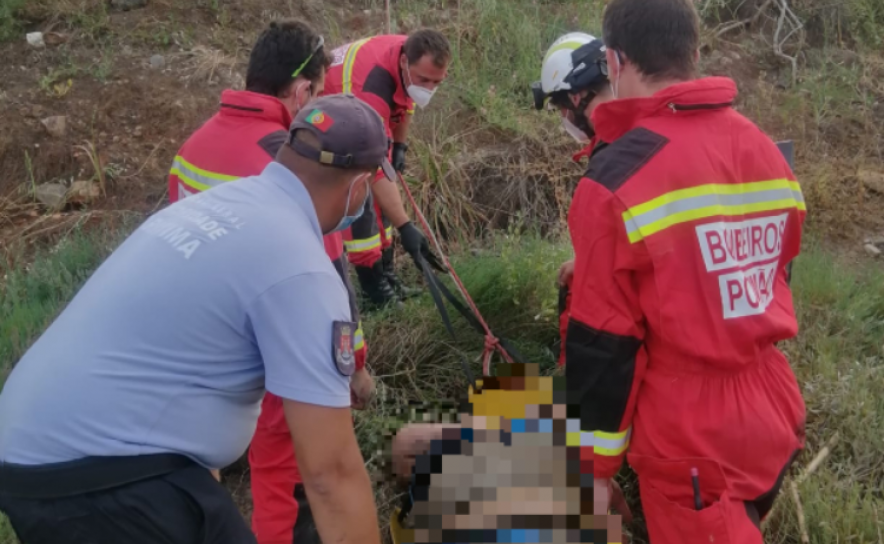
[593,429,631,452]
[172,158,232,192]
[566,427,631,452]
[627,187,797,237]
[344,235,382,252]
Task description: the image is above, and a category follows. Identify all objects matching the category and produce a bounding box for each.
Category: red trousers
[249,393,307,544]
[627,348,806,544]
[561,274,804,541]
[250,389,362,543]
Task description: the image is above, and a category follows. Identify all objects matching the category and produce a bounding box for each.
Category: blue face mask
[330,173,371,233]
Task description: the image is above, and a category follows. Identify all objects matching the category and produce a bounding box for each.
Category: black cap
[289,94,396,181]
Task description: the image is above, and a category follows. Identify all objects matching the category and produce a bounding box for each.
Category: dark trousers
[0,463,256,544]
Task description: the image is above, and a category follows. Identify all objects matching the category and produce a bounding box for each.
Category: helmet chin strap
[568,93,596,139]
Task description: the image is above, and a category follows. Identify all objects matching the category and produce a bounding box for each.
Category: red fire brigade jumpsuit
[557,138,608,368]
[322,35,415,268]
[565,77,807,543]
[167,89,366,544]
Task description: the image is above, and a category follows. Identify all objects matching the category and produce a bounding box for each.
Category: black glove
[392,142,408,174]
[397,221,445,273]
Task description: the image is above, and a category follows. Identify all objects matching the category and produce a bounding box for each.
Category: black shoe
[355,262,401,310]
[382,247,422,300]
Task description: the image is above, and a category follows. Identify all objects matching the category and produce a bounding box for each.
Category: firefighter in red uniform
[323,30,450,308]
[566,1,807,542]
[167,20,375,544]
[530,32,613,368]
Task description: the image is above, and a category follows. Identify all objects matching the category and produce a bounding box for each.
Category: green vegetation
[0,222,136,388]
[765,242,884,543]
[3,223,884,542]
[0,514,14,544]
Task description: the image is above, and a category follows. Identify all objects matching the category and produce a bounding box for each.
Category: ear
[400,52,409,71]
[280,77,303,99]
[694,48,701,64]
[278,78,310,116]
[605,48,619,79]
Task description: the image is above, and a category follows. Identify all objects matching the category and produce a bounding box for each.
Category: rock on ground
[35,183,68,208]
[41,115,67,138]
[68,181,100,204]
[859,169,884,195]
[26,32,45,48]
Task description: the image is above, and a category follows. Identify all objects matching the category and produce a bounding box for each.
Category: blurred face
[343,171,371,217]
[280,68,326,117]
[400,53,449,91]
[558,89,612,122]
[553,86,613,143]
[310,67,327,96]
[325,170,372,235]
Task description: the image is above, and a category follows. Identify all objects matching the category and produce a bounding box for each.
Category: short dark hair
[246,19,331,97]
[403,29,451,68]
[602,0,700,81]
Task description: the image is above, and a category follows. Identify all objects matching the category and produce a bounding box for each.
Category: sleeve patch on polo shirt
[332,320,358,376]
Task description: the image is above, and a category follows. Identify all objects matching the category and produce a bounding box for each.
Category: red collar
[571,137,601,163]
[592,77,738,142]
[218,89,292,128]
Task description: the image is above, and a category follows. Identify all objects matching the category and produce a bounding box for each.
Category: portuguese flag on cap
[305,109,334,133]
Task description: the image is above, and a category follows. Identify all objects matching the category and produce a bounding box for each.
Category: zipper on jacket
[668,101,734,113]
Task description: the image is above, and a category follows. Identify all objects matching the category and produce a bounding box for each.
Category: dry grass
[179,45,245,88]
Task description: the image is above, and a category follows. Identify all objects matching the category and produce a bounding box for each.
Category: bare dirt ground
[0,0,390,252]
[3,1,883,261]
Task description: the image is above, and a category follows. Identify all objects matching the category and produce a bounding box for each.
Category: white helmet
[532,32,608,110]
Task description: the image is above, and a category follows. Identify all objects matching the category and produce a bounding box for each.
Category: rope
[396,172,516,375]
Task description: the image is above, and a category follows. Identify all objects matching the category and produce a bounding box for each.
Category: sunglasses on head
[292,35,325,78]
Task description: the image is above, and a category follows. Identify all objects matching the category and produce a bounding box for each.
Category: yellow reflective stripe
[623,179,805,244]
[170,156,240,194]
[628,179,799,218]
[385,226,393,239]
[174,171,211,193]
[342,38,371,94]
[565,428,631,455]
[594,429,630,456]
[406,109,415,115]
[543,40,588,64]
[173,155,239,182]
[354,323,365,351]
[344,234,382,252]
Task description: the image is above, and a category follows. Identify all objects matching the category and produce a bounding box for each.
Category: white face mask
[405,68,436,108]
[330,173,371,233]
[562,116,589,143]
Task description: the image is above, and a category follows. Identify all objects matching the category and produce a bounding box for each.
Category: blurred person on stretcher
[385,362,632,544]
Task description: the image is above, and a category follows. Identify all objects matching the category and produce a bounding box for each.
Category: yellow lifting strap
[389,507,407,544]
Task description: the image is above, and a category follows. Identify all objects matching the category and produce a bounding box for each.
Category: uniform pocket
[628,453,734,544]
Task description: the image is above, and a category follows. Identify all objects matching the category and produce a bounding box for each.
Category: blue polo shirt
[0,162,352,469]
